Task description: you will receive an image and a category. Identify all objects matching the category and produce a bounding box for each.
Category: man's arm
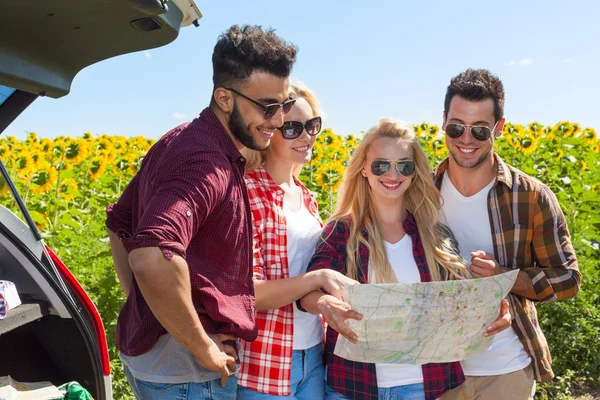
[129,246,236,386]
[108,229,133,295]
[470,185,581,302]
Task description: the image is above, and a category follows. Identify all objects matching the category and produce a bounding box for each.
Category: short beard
[228,102,267,151]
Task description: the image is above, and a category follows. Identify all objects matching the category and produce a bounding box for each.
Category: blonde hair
[329,118,471,283]
[242,81,321,174]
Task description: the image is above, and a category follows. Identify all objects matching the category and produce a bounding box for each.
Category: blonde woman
[298,118,511,400]
[237,83,356,399]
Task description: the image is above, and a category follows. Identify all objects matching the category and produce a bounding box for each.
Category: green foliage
[1,122,598,398]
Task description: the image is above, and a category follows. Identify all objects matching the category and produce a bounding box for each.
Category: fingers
[222,344,237,358]
[470,259,496,277]
[333,321,359,344]
[343,309,363,321]
[484,299,511,337]
[219,355,236,387]
[219,366,229,387]
[213,333,238,342]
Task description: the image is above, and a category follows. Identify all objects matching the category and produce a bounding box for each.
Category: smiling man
[105,25,297,400]
[435,69,581,400]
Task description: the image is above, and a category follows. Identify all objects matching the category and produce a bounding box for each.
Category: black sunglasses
[370,160,416,177]
[278,116,322,140]
[444,122,498,141]
[224,87,296,120]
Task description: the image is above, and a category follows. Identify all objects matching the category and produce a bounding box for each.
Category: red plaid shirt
[238,167,323,395]
[305,214,465,400]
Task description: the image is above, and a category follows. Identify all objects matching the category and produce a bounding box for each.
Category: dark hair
[212,25,298,91]
[444,69,505,122]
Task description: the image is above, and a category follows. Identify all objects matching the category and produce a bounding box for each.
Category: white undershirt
[371,235,424,388]
[283,195,324,350]
[440,172,531,376]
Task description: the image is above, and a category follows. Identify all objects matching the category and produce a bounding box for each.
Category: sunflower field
[0,121,598,399]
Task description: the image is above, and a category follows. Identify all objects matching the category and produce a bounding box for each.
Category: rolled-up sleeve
[108,153,230,261]
[306,219,349,275]
[524,185,581,302]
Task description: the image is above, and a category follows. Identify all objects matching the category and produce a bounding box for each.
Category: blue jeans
[123,364,236,400]
[326,382,425,400]
[238,343,325,399]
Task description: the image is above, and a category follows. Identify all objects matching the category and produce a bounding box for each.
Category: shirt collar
[199,107,244,163]
[433,152,512,189]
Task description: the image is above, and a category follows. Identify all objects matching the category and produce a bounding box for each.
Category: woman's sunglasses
[370,160,416,177]
[444,122,498,141]
[278,116,322,140]
[225,87,296,120]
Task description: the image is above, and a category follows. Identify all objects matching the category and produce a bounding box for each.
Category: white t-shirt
[371,235,424,388]
[440,172,531,376]
[283,196,324,350]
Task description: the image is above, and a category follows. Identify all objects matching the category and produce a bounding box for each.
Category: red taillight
[45,246,111,376]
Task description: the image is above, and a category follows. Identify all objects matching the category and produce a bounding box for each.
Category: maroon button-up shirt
[106,107,257,356]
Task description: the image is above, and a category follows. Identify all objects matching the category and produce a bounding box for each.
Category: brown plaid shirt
[433,153,581,382]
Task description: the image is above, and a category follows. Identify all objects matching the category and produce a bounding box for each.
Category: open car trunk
[0,206,110,398]
[0,1,202,398]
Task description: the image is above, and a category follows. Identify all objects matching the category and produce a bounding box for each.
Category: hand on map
[483,298,511,337]
[318,269,360,301]
[470,251,503,278]
[317,294,363,344]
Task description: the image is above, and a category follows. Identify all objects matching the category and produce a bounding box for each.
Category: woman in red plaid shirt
[237,83,357,399]
[298,119,511,400]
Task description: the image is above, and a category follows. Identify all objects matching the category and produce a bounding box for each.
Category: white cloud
[144,51,152,59]
[504,60,516,66]
[173,112,189,119]
[519,58,534,65]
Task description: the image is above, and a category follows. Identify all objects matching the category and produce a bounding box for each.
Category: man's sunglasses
[444,122,498,142]
[225,87,296,119]
[370,160,416,177]
[279,116,322,140]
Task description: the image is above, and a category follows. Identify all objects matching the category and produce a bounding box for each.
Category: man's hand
[193,334,238,387]
[470,251,504,278]
[484,299,511,337]
[317,269,359,301]
[317,294,363,344]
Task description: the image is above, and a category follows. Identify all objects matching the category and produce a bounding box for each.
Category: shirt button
[186,210,191,217]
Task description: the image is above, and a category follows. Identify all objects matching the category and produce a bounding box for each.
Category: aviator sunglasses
[370,160,416,177]
[225,87,296,119]
[278,116,322,139]
[444,121,499,141]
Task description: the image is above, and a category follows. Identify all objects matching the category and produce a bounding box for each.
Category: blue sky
[5,0,599,139]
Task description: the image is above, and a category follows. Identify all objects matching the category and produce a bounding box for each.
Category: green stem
[53,167,62,234]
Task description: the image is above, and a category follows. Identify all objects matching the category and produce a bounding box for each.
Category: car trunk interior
[0,218,103,398]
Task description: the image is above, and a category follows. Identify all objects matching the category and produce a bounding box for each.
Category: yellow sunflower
[59,178,79,201]
[315,161,345,191]
[519,136,538,154]
[11,153,35,179]
[556,149,564,159]
[25,132,39,144]
[89,155,108,180]
[30,161,58,194]
[64,139,89,168]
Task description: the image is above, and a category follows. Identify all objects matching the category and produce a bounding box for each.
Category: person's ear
[495,118,506,138]
[442,112,447,131]
[213,88,234,113]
